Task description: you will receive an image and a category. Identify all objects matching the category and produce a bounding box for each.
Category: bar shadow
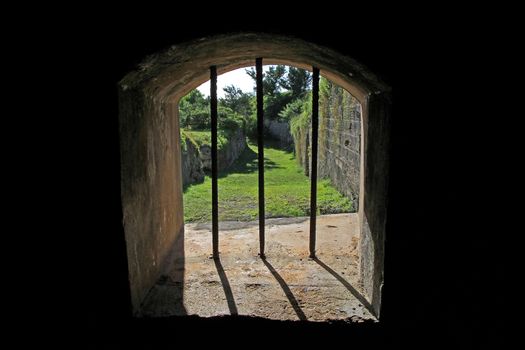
[261,258,307,321]
[313,257,375,317]
[213,258,238,315]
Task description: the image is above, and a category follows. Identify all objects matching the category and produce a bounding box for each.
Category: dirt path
[141,213,375,322]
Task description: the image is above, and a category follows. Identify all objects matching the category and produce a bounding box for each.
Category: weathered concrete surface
[140,214,375,322]
[119,98,184,312]
[360,93,391,316]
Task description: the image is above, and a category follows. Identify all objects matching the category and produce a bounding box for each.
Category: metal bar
[309,67,320,258]
[256,58,265,258]
[210,66,219,259]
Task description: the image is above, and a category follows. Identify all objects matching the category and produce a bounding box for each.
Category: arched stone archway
[118,33,391,317]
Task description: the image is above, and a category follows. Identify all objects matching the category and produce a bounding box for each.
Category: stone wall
[181,137,204,186]
[318,82,361,209]
[293,81,361,210]
[204,129,247,172]
[181,128,247,187]
[264,119,294,147]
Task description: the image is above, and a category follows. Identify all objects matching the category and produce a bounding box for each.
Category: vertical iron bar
[256,58,265,258]
[211,66,219,259]
[309,67,320,258]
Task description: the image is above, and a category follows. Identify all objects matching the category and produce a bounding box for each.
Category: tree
[221,85,253,118]
[246,65,287,96]
[245,65,312,121]
[281,67,312,99]
[179,89,210,129]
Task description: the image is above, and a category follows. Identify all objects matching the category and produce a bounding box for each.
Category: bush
[278,98,305,122]
[218,106,245,132]
[265,91,293,121]
[179,89,210,129]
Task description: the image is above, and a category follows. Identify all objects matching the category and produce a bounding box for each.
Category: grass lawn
[183,141,353,223]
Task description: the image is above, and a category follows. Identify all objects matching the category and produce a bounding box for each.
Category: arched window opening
[118,33,390,322]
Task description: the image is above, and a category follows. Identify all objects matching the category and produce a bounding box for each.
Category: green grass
[183,141,353,223]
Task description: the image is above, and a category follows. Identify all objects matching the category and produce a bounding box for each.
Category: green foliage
[179,89,210,129]
[280,66,312,99]
[183,130,229,151]
[246,65,287,96]
[221,85,253,117]
[180,130,202,155]
[244,108,257,139]
[218,105,245,132]
[220,86,257,137]
[180,87,254,140]
[180,130,188,152]
[181,72,357,224]
[183,130,210,146]
[245,65,311,122]
[318,77,332,161]
[278,97,305,122]
[264,91,293,121]
[182,106,244,152]
[319,76,332,99]
[290,92,312,167]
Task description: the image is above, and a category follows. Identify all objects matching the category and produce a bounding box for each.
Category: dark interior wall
[119,88,183,312]
[81,11,500,346]
[362,92,391,316]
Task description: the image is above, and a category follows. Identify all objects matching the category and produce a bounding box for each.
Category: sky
[197,65,273,98]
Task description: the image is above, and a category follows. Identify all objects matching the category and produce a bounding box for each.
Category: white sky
[197,65,273,98]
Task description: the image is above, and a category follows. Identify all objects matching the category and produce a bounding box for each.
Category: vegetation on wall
[289,92,312,168]
[319,77,332,165]
[290,77,356,169]
[182,130,229,151]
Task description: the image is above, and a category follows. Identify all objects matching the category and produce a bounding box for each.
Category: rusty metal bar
[210,66,219,258]
[256,58,265,258]
[309,67,320,258]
